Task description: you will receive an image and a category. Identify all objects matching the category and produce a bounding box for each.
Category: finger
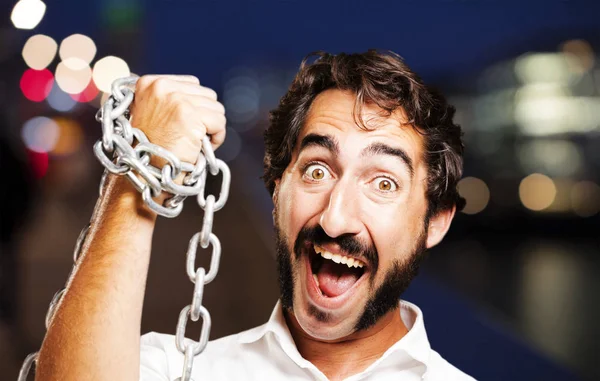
[184,95,225,114]
[199,109,226,136]
[193,108,226,148]
[135,75,199,95]
[174,82,218,100]
[140,74,200,85]
[210,128,226,150]
[136,76,217,101]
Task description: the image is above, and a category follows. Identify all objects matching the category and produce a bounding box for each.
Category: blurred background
[1,0,599,380]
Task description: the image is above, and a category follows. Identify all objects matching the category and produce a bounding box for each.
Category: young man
[36,51,474,380]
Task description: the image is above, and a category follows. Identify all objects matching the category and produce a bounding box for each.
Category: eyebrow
[299,133,339,155]
[361,142,414,178]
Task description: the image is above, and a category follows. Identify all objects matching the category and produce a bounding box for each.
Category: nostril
[319,206,362,239]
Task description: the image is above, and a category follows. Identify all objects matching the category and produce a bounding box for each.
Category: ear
[425,206,456,249]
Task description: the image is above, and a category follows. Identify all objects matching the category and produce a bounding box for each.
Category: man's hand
[131,74,226,164]
[35,74,225,381]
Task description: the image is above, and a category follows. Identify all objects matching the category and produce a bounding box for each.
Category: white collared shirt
[140,300,475,380]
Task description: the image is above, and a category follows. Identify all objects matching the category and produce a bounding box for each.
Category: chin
[291,297,361,341]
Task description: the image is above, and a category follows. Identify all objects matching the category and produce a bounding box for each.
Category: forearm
[36,174,157,381]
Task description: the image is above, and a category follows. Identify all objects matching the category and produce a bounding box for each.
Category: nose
[319,177,362,238]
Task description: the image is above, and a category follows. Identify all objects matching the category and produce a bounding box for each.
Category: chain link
[176,305,211,356]
[186,233,221,284]
[18,76,231,381]
[197,159,231,212]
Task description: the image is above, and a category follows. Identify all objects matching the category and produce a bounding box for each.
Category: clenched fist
[130,75,226,165]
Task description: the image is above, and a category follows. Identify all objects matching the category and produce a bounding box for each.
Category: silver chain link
[18,76,230,381]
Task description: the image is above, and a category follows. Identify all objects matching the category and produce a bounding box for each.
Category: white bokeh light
[56,58,92,94]
[59,34,96,68]
[22,116,59,153]
[22,34,57,70]
[11,0,46,30]
[92,56,130,93]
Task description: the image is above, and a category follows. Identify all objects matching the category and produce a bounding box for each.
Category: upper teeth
[314,245,365,268]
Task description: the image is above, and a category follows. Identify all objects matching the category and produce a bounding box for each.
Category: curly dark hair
[263,50,465,218]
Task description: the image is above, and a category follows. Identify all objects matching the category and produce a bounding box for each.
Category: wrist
[102,174,159,223]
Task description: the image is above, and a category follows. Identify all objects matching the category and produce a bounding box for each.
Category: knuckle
[136,75,154,93]
[183,75,200,84]
[165,91,183,104]
[151,77,172,95]
[204,87,218,100]
[216,113,227,127]
[173,105,188,119]
[191,124,207,140]
[174,100,193,119]
[214,101,226,114]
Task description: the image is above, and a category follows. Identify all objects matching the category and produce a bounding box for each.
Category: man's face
[273,89,432,341]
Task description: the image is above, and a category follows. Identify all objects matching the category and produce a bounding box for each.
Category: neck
[284,307,408,381]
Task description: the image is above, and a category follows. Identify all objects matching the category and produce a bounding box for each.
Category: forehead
[296,89,425,163]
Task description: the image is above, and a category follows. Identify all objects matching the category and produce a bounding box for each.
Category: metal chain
[18,76,231,381]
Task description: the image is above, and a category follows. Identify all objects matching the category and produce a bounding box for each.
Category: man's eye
[373,177,397,192]
[304,164,330,181]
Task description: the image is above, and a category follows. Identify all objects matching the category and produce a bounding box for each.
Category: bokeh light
[571,181,600,217]
[458,177,490,214]
[20,68,53,102]
[518,140,583,177]
[561,39,595,73]
[217,127,242,162]
[51,117,84,156]
[545,179,573,213]
[519,173,557,211]
[26,150,49,178]
[47,83,77,112]
[55,58,92,94]
[92,56,130,93]
[515,53,574,84]
[11,0,46,30]
[514,83,571,136]
[22,34,57,70]
[91,91,112,109]
[21,116,59,153]
[59,34,96,68]
[101,91,111,105]
[70,80,99,103]
[223,67,260,129]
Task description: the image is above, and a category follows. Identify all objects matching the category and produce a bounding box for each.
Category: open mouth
[307,244,367,298]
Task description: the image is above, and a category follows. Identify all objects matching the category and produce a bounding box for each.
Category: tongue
[316,261,360,297]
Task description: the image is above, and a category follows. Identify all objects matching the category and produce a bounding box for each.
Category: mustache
[293,225,378,270]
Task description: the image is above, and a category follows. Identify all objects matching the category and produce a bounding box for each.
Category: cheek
[365,202,424,265]
[276,174,325,237]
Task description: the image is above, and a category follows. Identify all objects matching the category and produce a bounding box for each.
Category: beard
[274,216,429,333]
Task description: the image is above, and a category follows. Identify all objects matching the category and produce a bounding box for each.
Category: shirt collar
[238,299,432,372]
[238,299,290,345]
